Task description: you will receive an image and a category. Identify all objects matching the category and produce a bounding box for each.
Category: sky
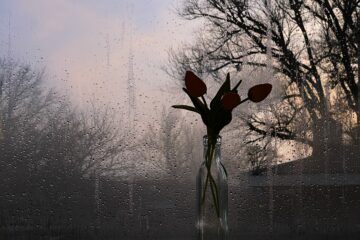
[0,0,305,166]
[0,0,198,127]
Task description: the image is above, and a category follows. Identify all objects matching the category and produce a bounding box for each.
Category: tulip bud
[185,71,207,97]
[221,92,241,110]
[248,83,272,102]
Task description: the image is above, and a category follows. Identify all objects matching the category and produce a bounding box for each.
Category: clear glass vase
[196,135,228,240]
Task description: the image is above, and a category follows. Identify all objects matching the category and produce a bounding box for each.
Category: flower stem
[201,137,220,217]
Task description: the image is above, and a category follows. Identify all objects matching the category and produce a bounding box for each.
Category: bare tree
[141,107,202,180]
[0,59,128,192]
[38,102,128,177]
[246,144,269,175]
[168,0,360,159]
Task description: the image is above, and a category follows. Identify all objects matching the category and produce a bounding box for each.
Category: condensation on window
[0,0,359,239]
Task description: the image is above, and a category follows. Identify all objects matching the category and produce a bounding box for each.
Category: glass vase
[196,135,228,240]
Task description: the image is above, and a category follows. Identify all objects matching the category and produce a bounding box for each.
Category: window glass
[0,0,359,239]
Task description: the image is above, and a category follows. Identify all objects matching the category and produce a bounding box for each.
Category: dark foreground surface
[1,175,360,240]
[2,228,360,240]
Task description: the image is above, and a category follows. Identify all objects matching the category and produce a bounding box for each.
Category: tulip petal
[221,92,241,110]
[248,83,272,102]
[185,71,207,97]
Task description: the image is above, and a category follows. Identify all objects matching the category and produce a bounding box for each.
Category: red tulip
[248,83,272,102]
[221,92,241,110]
[185,71,207,97]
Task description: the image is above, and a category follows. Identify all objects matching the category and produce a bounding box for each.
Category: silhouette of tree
[0,58,128,227]
[141,107,202,180]
[246,145,269,175]
[168,0,360,159]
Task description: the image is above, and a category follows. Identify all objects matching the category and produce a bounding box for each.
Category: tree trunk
[312,116,344,173]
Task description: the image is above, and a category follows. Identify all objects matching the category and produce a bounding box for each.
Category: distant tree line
[0,58,129,229]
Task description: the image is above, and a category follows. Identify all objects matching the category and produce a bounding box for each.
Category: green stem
[201,173,210,204]
[201,144,212,204]
[202,168,219,210]
[200,136,220,217]
[209,177,220,217]
[239,97,249,104]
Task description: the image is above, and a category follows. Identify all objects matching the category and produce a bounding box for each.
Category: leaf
[210,73,231,110]
[207,73,233,133]
[172,105,199,113]
[212,107,232,134]
[182,88,209,125]
[231,79,242,92]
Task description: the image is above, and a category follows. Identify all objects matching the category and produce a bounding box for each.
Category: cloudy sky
[0,0,199,126]
[0,0,302,167]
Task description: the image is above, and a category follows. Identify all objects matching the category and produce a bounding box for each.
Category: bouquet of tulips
[172,71,272,216]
